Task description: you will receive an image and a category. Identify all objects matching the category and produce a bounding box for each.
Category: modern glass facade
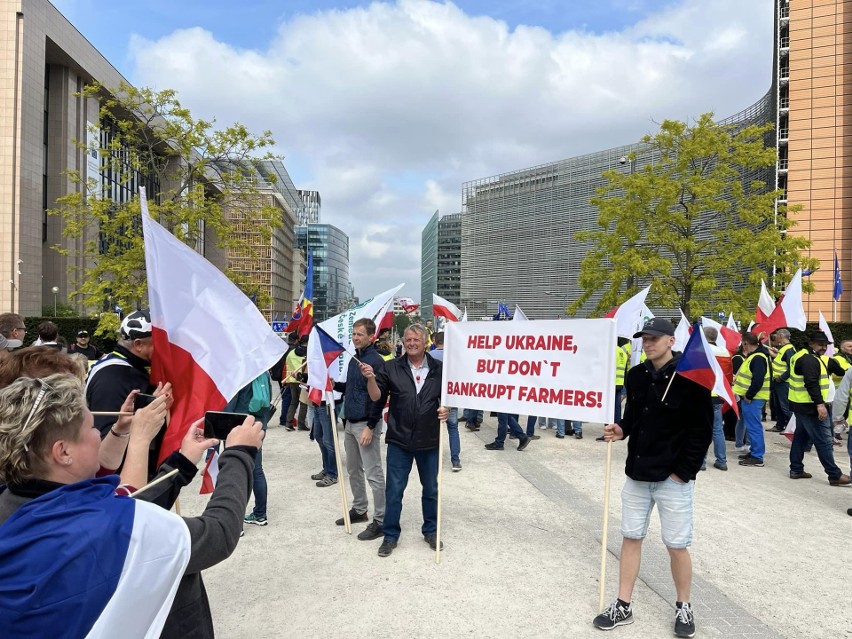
[437,213,461,307]
[420,211,438,321]
[460,90,777,321]
[297,190,321,225]
[296,224,352,321]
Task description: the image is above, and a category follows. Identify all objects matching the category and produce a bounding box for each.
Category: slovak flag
[433,293,461,321]
[0,476,191,638]
[306,326,347,405]
[141,188,287,464]
[675,322,739,415]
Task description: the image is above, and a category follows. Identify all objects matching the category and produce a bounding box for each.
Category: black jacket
[743,345,770,401]
[333,343,385,428]
[618,354,713,482]
[374,353,442,451]
[161,445,256,639]
[85,344,153,436]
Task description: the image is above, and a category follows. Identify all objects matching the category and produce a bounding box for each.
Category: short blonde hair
[0,374,87,485]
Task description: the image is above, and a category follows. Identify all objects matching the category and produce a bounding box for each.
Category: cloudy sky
[52,0,774,301]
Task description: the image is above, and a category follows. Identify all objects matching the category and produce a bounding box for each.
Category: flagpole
[435,418,445,564]
[659,371,677,403]
[326,392,351,534]
[599,440,613,611]
[131,467,180,498]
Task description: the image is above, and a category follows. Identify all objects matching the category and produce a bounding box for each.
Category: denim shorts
[620,476,694,549]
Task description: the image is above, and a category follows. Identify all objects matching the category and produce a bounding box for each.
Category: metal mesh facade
[460,90,777,320]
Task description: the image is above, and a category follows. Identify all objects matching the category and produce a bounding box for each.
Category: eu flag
[834,250,843,301]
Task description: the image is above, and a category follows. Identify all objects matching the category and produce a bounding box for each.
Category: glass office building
[296,224,352,321]
[420,211,439,321]
[460,90,776,320]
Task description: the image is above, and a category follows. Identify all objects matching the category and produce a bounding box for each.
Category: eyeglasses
[21,379,54,452]
[13,326,25,332]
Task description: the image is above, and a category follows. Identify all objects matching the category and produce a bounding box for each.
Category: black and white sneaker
[593,599,633,630]
[674,602,695,638]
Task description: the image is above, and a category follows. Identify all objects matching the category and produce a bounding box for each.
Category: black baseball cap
[633,318,675,338]
[77,330,89,337]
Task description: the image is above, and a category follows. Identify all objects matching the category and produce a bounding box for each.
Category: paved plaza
[179,406,851,639]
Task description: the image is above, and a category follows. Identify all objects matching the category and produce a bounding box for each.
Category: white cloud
[127,0,772,300]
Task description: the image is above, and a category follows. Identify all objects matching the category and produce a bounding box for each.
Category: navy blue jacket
[333,343,385,428]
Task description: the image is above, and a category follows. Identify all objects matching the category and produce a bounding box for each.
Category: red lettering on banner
[476,359,504,374]
[468,335,502,349]
[514,386,603,408]
[507,360,542,376]
[504,334,576,351]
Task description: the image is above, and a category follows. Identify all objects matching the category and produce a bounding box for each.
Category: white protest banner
[313,284,403,386]
[442,319,616,422]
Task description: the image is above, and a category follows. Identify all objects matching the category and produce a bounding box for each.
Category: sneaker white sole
[594,617,634,630]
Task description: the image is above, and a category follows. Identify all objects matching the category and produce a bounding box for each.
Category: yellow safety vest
[831,354,851,385]
[615,346,628,386]
[787,349,829,404]
[732,351,770,400]
[284,349,305,383]
[772,343,795,379]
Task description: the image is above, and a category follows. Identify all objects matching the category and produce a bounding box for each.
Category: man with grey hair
[768,329,795,433]
[360,324,448,558]
[0,313,25,351]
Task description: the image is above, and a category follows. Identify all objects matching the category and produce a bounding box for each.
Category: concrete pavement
[178,411,852,639]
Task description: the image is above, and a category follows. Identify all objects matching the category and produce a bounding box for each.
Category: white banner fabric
[441,319,616,422]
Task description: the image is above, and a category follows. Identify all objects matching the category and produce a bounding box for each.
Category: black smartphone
[204,411,248,440]
[134,393,158,412]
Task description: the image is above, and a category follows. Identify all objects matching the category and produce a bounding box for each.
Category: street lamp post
[51,286,59,317]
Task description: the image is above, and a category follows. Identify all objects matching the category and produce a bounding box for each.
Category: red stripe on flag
[150,327,227,465]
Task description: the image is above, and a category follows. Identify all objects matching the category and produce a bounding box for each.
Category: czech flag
[0,476,190,638]
[675,322,738,415]
[306,325,346,404]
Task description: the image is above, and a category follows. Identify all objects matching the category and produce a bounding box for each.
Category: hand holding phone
[204,411,250,440]
[134,393,158,412]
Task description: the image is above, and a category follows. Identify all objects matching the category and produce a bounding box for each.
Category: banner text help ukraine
[441,319,616,423]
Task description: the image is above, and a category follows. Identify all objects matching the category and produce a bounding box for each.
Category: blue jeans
[278,384,292,424]
[539,417,565,433]
[494,413,526,446]
[526,415,537,437]
[790,410,843,480]
[710,403,726,465]
[447,407,460,465]
[382,443,438,542]
[735,400,749,447]
[742,399,766,460]
[773,382,791,430]
[312,404,338,479]
[572,420,583,435]
[251,446,268,518]
[847,429,852,476]
[463,409,483,424]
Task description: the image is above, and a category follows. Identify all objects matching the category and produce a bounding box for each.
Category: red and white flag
[397,297,419,314]
[199,449,219,495]
[604,286,651,339]
[755,269,807,336]
[756,279,776,324]
[673,309,691,352]
[141,188,287,464]
[433,293,462,321]
[818,310,835,358]
[700,316,742,354]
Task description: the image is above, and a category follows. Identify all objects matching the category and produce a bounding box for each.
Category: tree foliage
[49,82,281,325]
[569,113,815,319]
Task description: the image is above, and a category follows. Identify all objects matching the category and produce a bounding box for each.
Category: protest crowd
[0,230,850,639]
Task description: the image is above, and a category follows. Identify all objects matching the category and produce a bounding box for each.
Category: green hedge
[789,323,852,351]
[22,317,116,353]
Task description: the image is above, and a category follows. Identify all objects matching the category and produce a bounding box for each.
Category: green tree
[569,113,815,319]
[393,313,412,336]
[49,82,280,329]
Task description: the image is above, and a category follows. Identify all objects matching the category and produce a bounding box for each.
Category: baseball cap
[77,330,89,337]
[120,309,153,340]
[633,318,675,338]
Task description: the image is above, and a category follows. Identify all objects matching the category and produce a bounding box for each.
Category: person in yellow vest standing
[733,333,770,467]
[767,329,795,433]
[788,331,851,485]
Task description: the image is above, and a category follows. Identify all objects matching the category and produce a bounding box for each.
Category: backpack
[248,372,272,415]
